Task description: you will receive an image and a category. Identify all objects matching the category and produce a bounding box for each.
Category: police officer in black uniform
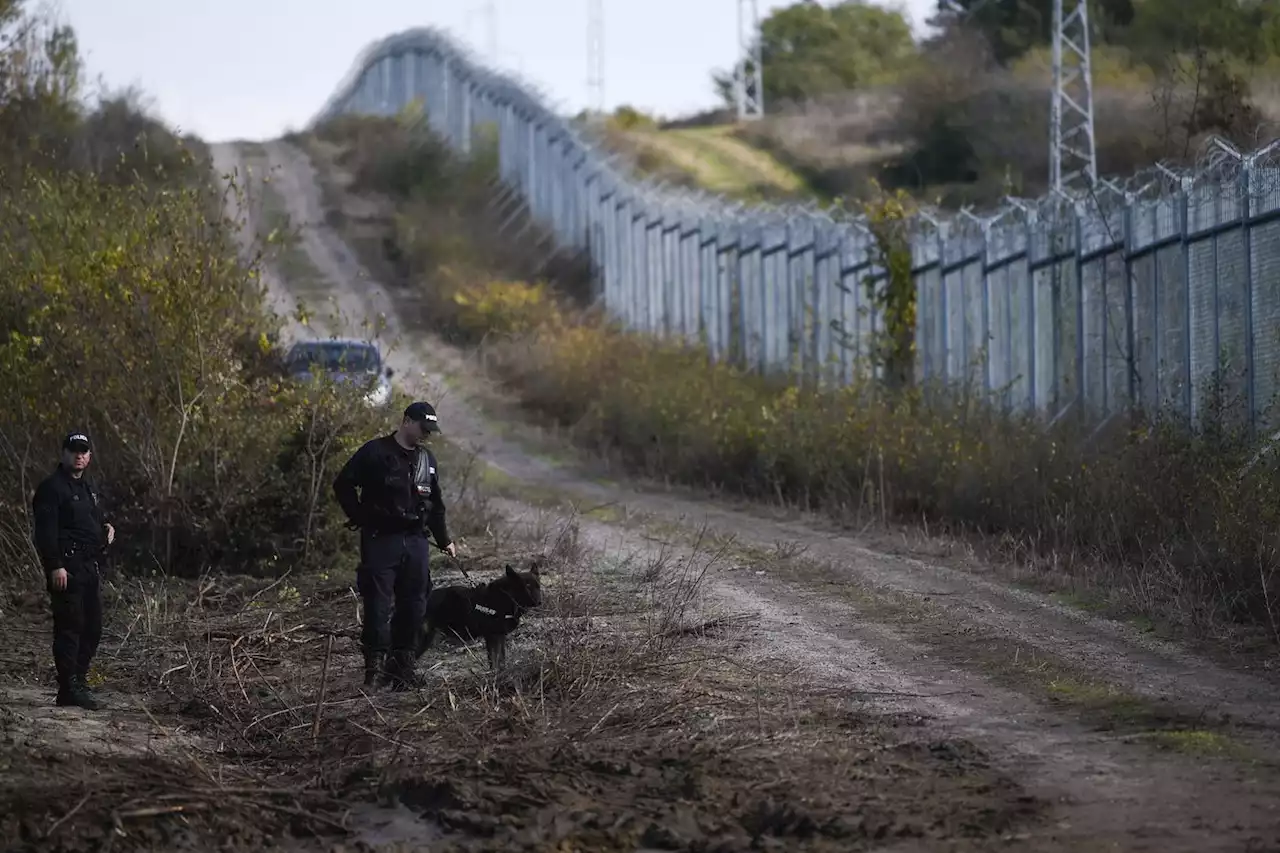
[32,431,115,710]
[333,402,455,691]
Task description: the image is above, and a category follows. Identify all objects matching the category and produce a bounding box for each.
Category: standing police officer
[333,402,455,691]
[32,431,116,710]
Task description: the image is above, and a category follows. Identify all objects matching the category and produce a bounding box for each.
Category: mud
[368,718,1043,852]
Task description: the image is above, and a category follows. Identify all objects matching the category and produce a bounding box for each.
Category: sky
[52,0,939,144]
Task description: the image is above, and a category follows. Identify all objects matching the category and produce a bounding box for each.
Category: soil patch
[0,532,1047,853]
[365,702,1043,852]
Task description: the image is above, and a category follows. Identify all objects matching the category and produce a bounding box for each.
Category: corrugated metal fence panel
[1251,220,1280,431]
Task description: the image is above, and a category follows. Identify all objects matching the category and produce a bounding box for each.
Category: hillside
[592,49,1280,210]
[593,119,816,203]
[588,93,903,206]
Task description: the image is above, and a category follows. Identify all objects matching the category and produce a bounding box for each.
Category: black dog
[415,562,543,670]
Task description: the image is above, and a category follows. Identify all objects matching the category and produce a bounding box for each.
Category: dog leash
[434,543,478,587]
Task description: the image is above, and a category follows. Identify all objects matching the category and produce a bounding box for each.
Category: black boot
[74,673,106,709]
[383,651,423,692]
[76,666,106,706]
[363,651,386,688]
[56,675,104,711]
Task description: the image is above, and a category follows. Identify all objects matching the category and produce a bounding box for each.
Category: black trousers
[356,530,432,662]
[48,559,103,687]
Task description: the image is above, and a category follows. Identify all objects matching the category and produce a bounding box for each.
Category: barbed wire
[311,27,1280,264]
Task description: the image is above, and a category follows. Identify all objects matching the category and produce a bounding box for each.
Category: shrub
[451,278,566,343]
[0,156,385,585]
[484,302,1280,640]
[607,105,658,131]
[303,115,595,341]
[303,102,1280,649]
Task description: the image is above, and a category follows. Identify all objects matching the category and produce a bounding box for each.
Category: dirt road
[209,138,1280,851]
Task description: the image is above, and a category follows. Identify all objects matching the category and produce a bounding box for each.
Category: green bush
[304,94,1280,648]
[0,157,386,585]
[0,0,392,590]
[607,105,657,131]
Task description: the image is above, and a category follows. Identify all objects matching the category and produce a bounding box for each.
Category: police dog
[415,561,543,670]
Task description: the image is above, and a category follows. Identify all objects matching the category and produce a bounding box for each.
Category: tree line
[712,0,1278,201]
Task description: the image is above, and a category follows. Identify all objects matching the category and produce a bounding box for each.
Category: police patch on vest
[473,604,497,616]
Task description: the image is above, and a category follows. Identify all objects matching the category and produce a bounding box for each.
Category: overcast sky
[52,0,937,143]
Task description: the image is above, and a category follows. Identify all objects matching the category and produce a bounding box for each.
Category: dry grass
[455,286,1280,657]
[594,122,811,204]
[0,488,1047,851]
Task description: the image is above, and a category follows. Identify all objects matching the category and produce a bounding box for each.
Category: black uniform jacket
[32,465,109,576]
[332,433,452,549]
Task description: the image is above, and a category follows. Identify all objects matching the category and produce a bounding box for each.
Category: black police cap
[404,402,441,432]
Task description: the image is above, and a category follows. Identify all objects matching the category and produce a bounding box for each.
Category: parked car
[283,338,394,408]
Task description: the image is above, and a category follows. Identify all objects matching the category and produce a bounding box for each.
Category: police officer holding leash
[333,402,456,692]
[32,431,116,711]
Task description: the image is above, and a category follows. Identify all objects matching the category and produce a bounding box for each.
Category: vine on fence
[861,181,917,392]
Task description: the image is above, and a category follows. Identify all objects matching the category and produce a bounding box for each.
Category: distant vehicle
[283,338,394,408]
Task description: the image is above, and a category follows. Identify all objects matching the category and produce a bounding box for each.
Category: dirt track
[204,137,1280,851]
[6,139,1277,851]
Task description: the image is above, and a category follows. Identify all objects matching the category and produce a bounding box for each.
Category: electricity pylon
[940,0,1097,194]
[736,0,764,120]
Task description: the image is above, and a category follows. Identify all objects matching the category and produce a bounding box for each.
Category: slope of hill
[596,121,815,203]
[591,52,1280,211]
[590,92,904,206]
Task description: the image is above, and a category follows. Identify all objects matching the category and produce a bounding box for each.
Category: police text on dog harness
[473,602,515,620]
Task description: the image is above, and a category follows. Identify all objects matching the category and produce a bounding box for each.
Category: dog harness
[472,603,513,619]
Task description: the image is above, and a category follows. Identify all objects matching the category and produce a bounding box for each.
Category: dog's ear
[505,564,519,581]
[529,561,541,578]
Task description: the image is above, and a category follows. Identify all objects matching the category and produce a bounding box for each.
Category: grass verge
[457,475,1275,762]
[662,522,1274,762]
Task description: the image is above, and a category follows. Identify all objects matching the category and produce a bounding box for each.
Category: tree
[1123,0,1280,151]
[0,0,83,169]
[928,0,1135,65]
[1124,0,1280,61]
[711,1,918,108]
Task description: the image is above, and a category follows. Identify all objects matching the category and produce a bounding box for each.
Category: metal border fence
[310,26,1280,431]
